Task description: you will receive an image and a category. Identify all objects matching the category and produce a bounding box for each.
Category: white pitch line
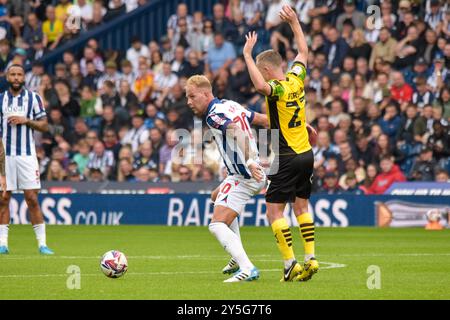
[1,253,450,260]
[0,262,346,279]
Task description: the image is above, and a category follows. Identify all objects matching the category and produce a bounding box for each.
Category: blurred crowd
[0,0,449,194]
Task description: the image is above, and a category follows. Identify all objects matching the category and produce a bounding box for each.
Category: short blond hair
[186,75,212,91]
[256,50,283,69]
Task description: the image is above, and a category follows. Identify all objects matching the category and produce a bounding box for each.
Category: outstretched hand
[243,31,258,57]
[279,5,298,25]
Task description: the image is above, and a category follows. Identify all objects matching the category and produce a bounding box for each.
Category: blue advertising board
[8,194,449,227]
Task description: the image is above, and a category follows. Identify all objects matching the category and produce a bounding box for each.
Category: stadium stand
[0,0,449,195]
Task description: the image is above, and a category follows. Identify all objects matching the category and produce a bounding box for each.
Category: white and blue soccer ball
[426,209,442,222]
[100,250,128,278]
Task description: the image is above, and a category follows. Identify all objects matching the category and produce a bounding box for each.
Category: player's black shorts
[265,149,314,203]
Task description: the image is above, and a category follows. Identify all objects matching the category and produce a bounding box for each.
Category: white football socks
[229,217,241,240]
[33,223,47,247]
[209,222,254,271]
[0,224,9,247]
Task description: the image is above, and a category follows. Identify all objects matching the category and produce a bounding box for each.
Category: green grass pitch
[0,225,449,300]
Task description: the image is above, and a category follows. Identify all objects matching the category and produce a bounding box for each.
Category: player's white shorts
[4,155,41,191]
[214,175,266,216]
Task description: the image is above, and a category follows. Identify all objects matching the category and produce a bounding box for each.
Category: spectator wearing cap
[412,76,435,108]
[366,156,406,194]
[369,27,397,70]
[428,54,448,92]
[126,36,150,74]
[404,58,431,88]
[318,171,343,194]
[97,60,123,91]
[336,0,365,32]
[408,146,437,181]
[87,168,105,182]
[42,5,64,50]
[28,35,47,61]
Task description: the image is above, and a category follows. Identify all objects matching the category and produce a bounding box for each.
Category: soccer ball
[426,209,441,223]
[100,250,128,278]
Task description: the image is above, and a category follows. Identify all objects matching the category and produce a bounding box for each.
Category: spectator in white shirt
[126,36,151,74]
[121,114,150,154]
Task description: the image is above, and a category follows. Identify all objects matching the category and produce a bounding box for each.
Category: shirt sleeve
[243,108,255,124]
[32,93,46,120]
[267,79,286,98]
[206,112,232,133]
[287,61,307,82]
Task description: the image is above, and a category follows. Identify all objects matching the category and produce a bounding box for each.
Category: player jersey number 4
[266,61,311,156]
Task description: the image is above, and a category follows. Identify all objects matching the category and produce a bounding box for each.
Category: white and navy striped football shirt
[205,98,259,179]
[0,89,46,156]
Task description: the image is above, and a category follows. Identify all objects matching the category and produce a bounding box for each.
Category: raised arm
[279,5,308,67]
[243,31,272,96]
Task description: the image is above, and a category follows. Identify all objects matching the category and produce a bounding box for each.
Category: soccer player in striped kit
[186,75,268,282]
[0,64,54,255]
